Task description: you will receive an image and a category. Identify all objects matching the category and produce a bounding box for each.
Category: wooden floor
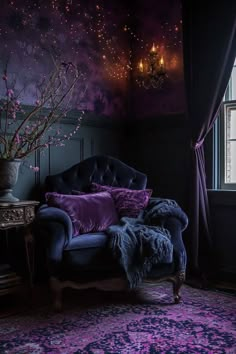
[211,280,236,292]
[0,283,49,318]
[0,279,235,319]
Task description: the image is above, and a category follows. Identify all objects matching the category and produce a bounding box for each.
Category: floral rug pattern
[0,283,235,353]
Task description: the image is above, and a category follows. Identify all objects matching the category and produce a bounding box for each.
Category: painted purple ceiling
[0,0,184,118]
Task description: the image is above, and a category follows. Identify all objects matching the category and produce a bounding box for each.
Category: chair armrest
[144,197,188,231]
[33,205,73,278]
[35,204,73,246]
[143,198,188,273]
[163,216,187,273]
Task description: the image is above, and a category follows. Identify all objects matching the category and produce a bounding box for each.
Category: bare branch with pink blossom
[0,61,86,160]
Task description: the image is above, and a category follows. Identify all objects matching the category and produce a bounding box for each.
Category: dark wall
[208,191,236,282]
[121,114,190,211]
[204,123,236,281]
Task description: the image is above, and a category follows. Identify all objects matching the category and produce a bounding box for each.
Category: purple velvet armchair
[34,155,188,310]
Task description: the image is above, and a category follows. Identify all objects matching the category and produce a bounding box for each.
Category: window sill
[208,189,236,206]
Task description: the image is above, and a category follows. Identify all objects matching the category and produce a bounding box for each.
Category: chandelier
[136,44,167,89]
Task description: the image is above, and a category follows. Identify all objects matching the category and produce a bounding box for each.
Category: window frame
[218,100,236,190]
[213,58,236,190]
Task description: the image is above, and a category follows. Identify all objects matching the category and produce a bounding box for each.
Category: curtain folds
[182,0,236,283]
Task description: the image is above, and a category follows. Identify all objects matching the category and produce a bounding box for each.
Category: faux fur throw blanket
[106,198,188,289]
[143,197,188,231]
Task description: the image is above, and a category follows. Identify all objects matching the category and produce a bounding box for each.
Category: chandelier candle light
[137,43,167,89]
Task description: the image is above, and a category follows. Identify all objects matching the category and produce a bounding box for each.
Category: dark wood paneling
[14,117,123,200]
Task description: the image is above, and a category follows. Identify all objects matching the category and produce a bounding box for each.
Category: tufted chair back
[44,155,147,196]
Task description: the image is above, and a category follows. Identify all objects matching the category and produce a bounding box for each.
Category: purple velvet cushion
[45,191,119,236]
[90,183,152,218]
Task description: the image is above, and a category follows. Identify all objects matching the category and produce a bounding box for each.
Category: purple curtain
[182,0,236,282]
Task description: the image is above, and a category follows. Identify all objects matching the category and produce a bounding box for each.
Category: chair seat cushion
[63,232,175,277]
[64,232,108,250]
[63,232,116,268]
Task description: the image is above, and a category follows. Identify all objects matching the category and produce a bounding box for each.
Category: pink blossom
[14,134,21,144]
[30,165,40,172]
[0,62,83,160]
[6,89,14,97]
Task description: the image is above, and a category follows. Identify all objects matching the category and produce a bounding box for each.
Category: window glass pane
[225,141,236,183]
[224,58,236,101]
[228,108,236,139]
[224,104,236,184]
[231,59,236,100]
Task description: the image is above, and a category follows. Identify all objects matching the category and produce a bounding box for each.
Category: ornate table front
[0,200,39,295]
[0,201,39,229]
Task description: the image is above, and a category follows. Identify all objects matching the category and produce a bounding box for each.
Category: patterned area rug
[0,283,235,353]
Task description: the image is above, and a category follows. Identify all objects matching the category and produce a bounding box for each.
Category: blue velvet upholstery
[34,155,187,308]
[44,155,147,194]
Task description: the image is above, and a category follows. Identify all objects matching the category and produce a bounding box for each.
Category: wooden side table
[0,201,39,296]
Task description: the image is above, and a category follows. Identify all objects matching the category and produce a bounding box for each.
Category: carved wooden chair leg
[50,277,62,311]
[172,271,185,304]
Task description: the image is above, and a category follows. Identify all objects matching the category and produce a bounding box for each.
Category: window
[214,59,236,190]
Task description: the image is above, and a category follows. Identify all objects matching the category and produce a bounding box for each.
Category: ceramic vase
[0,159,21,202]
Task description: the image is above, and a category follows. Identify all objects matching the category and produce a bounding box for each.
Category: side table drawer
[0,201,39,229]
